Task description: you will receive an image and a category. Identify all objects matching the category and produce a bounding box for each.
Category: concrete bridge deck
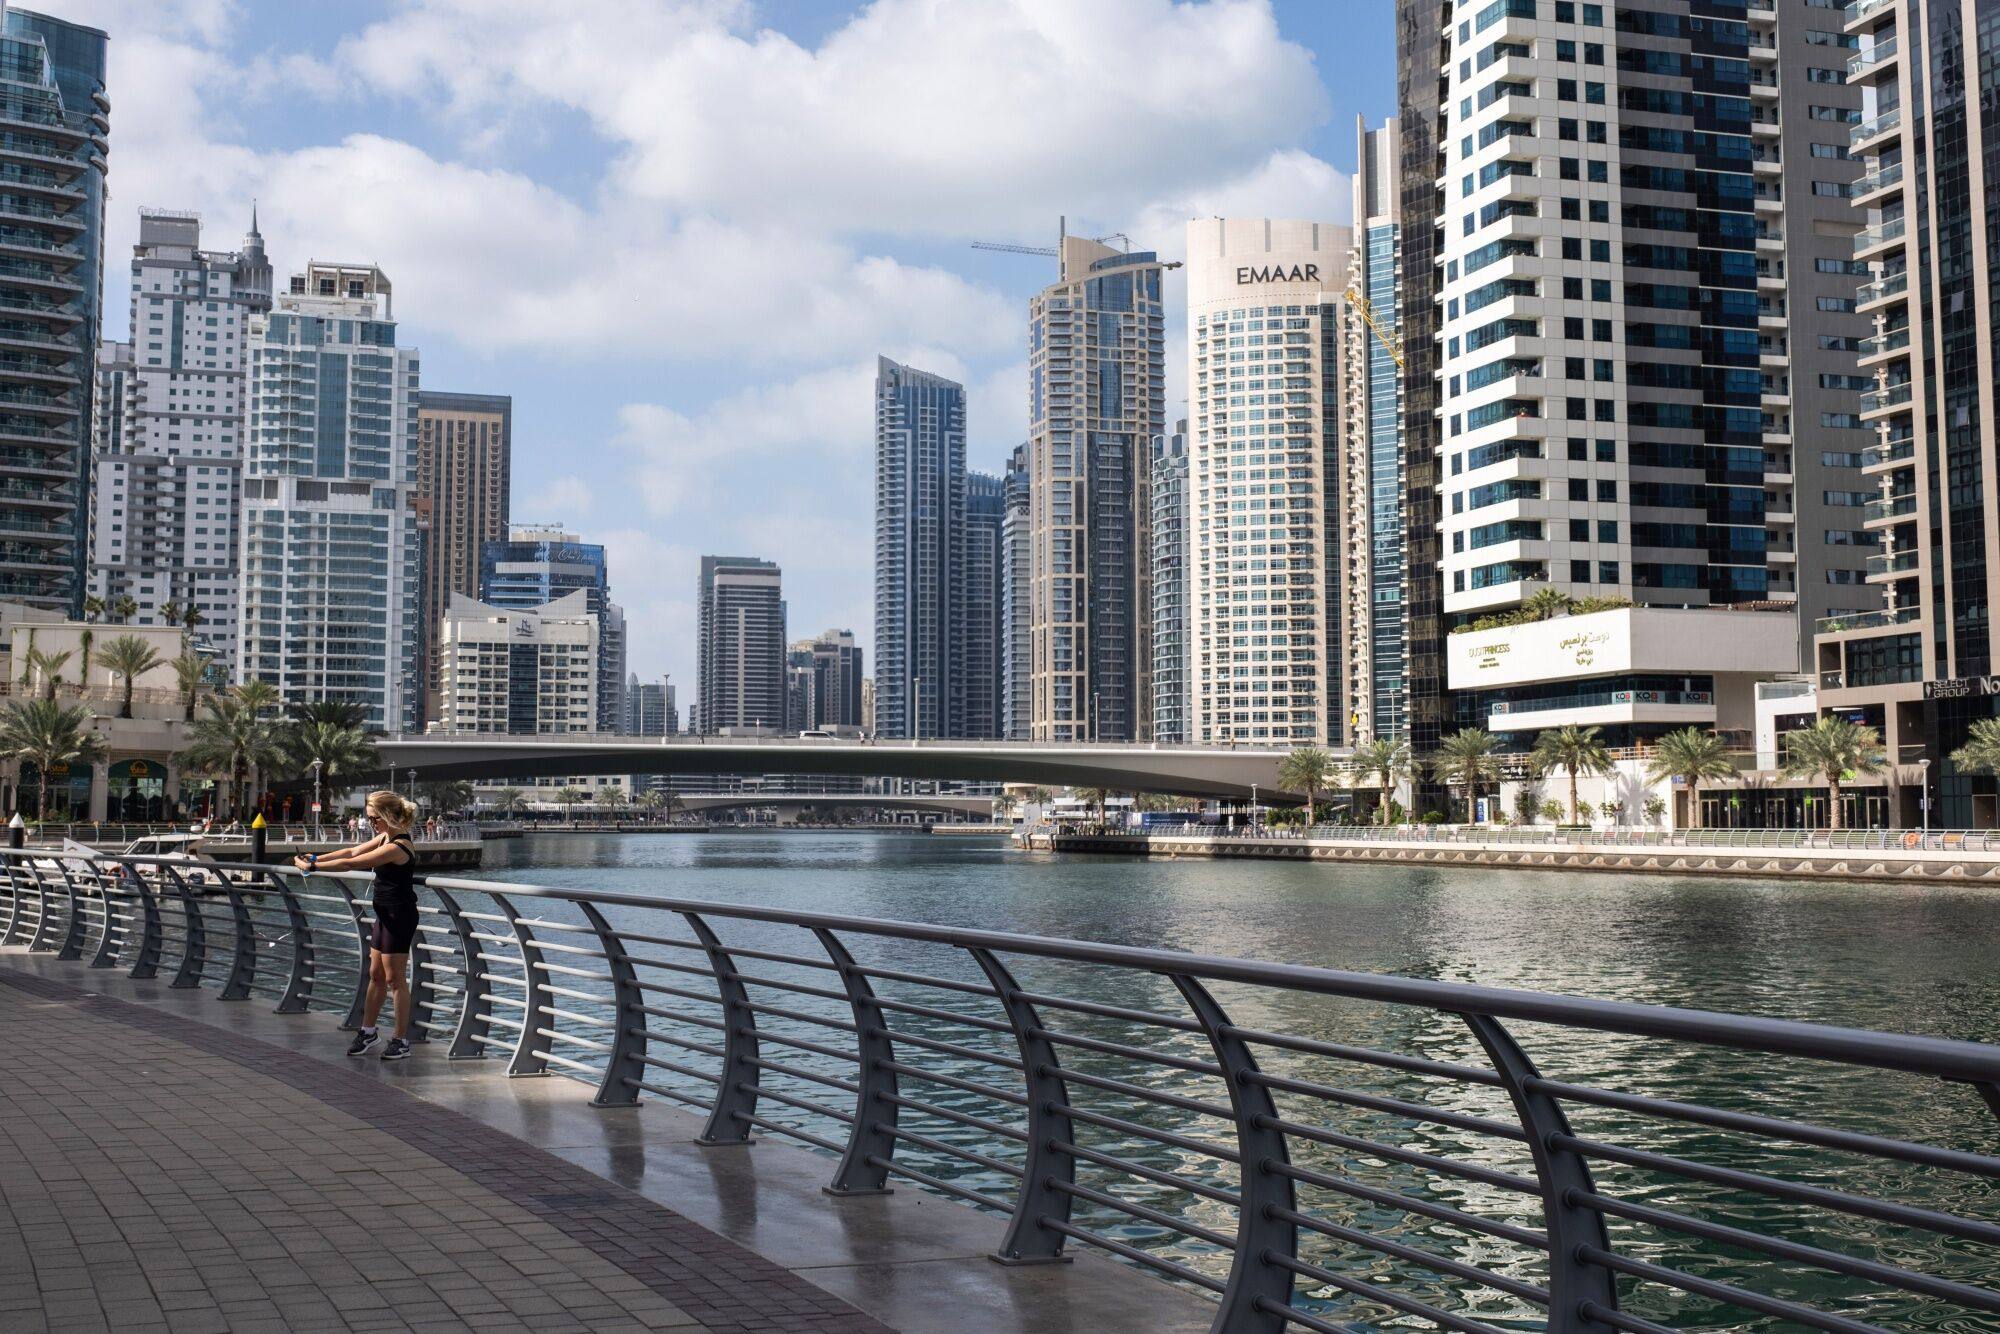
[0,952,1212,1334]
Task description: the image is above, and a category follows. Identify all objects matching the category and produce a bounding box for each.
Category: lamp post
[913,676,922,745]
[1919,757,1931,835]
[309,759,323,838]
[1251,783,1259,833]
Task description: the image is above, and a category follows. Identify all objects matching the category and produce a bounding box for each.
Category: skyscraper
[416,391,511,724]
[1186,219,1354,746]
[1343,119,1408,744]
[873,357,965,739]
[0,9,107,613]
[784,630,865,734]
[1814,0,1998,825]
[435,591,597,735]
[239,262,420,730]
[479,526,625,733]
[90,209,271,671]
[1149,422,1190,743]
[1000,442,1031,739]
[624,674,677,736]
[1428,1,1872,761]
[1027,234,1166,741]
[962,470,1005,739]
[697,555,785,734]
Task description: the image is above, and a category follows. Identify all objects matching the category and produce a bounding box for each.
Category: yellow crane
[1344,287,1405,372]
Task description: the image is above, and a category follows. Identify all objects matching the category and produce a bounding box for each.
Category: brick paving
[0,968,889,1334]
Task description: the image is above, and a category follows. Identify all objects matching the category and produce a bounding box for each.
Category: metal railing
[3,848,1997,1332]
[23,821,484,845]
[1111,823,2000,853]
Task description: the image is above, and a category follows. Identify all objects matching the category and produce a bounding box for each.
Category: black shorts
[371,893,419,955]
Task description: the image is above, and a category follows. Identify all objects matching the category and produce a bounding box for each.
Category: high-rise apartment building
[416,391,510,723]
[1000,442,1031,738]
[479,525,624,733]
[963,470,1005,739]
[1427,0,1861,753]
[434,591,597,735]
[0,9,107,613]
[239,262,420,730]
[1343,120,1410,744]
[1149,421,1190,743]
[696,554,785,734]
[1186,218,1354,746]
[784,630,864,734]
[90,209,271,670]
[1027,234,1166,741]
[625,674,677,736]
[873,357,965,739]
[1814,0,1999,826]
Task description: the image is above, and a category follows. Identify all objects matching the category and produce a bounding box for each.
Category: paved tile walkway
[0,969,888,1334]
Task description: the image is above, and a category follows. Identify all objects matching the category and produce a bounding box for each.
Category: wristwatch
[306,854,318,869]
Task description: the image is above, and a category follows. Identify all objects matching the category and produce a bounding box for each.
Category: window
[1821,412,1865,429]
[1568,438,1589,460]
[1598,561,1620,584]
[1570,560,1592,583]
[1810,142,1851,159]
[1820,450,1865,467]
[1597,479,1616,501]
[1823,490,1873,506]
[1569,477,1589,501]
[1807,67,1845,84]
[1817,296,1856,312]
[1812,180,1845,196]
[1569,518,1590,541]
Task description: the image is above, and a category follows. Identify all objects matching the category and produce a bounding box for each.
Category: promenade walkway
[0,957,1211,1334]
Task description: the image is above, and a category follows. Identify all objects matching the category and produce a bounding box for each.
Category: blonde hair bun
[367,790,419,829]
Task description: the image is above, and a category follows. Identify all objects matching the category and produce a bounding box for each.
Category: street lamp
[913,676,922,745]
[309,760,323,838]
[1919,757,1931,835]
[1251,783,1259,833]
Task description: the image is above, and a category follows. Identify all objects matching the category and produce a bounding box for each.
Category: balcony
[1861,382,1913,414]
[1867,550,1919,577]
[1848,35,1899,78]
[1857,270,1907,307]
[1844,0,1896,28]
[1850,160,1904,200]
[1850,109,1902,151]
[1815,604,1920,635]
[1857,327,1910,361]
[1863,494,1917,522]
[1854,217,1906,254]
[1861,436,1916,469]
[1489,688,1717,733]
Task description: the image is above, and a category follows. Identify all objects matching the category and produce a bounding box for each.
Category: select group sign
[1923,676,2000,700]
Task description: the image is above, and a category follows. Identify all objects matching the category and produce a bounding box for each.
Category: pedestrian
[296,789,421,1061]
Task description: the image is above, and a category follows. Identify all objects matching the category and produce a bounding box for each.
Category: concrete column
[88,758,111,823]
[166,762,182,820]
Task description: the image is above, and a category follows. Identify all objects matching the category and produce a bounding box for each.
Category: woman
[296,790,421,1061]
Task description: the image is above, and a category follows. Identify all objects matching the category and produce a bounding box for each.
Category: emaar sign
[1236,264,1320,284]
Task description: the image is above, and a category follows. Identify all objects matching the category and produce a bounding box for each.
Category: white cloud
[540,475,596,517]
[1129,148,1356,260]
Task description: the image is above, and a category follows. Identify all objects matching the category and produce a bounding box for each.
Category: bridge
[4,851,1997,1333]
[673,792,996,819]
[370,735,1301,800]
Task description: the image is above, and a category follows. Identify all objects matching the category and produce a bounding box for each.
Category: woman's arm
[298,833,385,872]
[326,840,413,871]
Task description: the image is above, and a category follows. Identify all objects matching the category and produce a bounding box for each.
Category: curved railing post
[580,901,646,1107]
[493,892,551,1077]
[1463,1013,1619,1332]
[432,886,490,1059]
[971,946,1076,1264]
[685,910,759,1145]
[1171,973,1299,1333]
[265,870,313,1014]
[52,864,88,961]
[161,864,207,989]
[815,927,896,1194]
[328,879,372,1031]
[83,861,124,969]
[24,861,56,953]
[0,858,18,943]
[215,876,257,1001]
[120,862,164,979]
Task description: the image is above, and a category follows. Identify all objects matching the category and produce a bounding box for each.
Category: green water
[461,832,2000,1329]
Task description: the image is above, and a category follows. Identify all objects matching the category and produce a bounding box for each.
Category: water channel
[456,831,2000,1328]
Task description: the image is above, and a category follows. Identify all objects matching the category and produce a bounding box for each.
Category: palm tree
[1949,718,2000,778]
[77,628,93,695]
[1348,738,1411,827]
[0,698,102,821]
[492,787,527,817]
[1645,727,1738,831]
[1276,746,1333,826]
[233,679,281,719]
[99,634,164,719]
[284,720,378,789]
[554,786,586,822]
[287,698,368,729]
[171,653,209,722]
[180,603,204,639]
[1522,586,1575,621]
[1781,716,1885,832]
[81,594,105,624]
[177,693,286,818]
[416,778,474,814]
[112,595,137,622]
[158,599,182,631]
[1074,786,1109,826]
[1429,728,1504,825]
[23,647,71,701]
[1531,725,1614,826]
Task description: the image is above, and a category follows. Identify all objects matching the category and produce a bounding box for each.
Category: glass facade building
[872,357,966,739]
[0,9,106,611]
[1148,421,1190,743]
[1000,442,1031,739]
[479,525,625,733]
[1027,236,1166,741]
[696,554,785,734]
[962,469,1005,739]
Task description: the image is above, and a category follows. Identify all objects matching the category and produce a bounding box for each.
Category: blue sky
[61,0,1396,693]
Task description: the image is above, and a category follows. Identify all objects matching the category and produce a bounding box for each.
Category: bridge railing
[3,848,1998,1332]
[1126,822,2000,854]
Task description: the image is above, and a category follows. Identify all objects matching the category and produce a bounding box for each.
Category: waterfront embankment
[1052,828,2000,883]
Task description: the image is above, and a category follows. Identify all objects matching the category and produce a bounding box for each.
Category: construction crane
[1344,286,1405,372]
[971,231,1132,259]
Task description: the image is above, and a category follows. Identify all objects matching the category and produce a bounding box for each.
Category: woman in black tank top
[296,789,421,1061]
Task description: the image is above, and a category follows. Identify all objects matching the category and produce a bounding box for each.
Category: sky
[46,0,1397,694]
